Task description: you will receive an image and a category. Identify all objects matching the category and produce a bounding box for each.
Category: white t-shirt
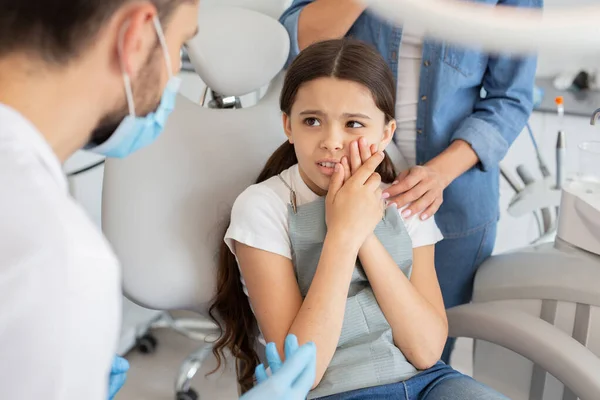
[394,27,424,169]
[224,164,444,294]
[0,104,121,400]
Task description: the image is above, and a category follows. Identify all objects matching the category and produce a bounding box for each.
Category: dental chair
[448,178,600,399]
[101,5,289,400]
[102,4,600,400]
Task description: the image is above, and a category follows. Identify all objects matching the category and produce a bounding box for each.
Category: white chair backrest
[101,6,289,315]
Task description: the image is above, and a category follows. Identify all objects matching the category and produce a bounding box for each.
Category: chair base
[134,312,221,400]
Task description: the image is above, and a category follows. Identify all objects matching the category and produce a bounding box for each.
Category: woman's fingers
[402,190,437,219]
[421,197,443,221]
[384,168,422,199]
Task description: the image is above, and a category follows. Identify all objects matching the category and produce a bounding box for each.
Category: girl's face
[283,77,396,196]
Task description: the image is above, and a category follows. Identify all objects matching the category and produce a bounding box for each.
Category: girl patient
[209,38,507,399]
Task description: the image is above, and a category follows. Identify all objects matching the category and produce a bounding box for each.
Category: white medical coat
[0,103,121,399]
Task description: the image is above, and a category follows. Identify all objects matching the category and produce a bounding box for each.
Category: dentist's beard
[87,49,164,147]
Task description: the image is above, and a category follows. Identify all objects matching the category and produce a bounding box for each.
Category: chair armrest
[447,303,600,400]
[473,245,600,307]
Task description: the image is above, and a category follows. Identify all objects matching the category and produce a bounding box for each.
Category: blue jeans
[435,221,498,363]
[316,362,508,399]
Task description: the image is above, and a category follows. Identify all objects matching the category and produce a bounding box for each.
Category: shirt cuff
[451,117,508,172]
[225,228,292,260]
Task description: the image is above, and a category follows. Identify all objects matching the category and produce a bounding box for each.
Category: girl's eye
[347,121,364,128]
[303,117,321,127]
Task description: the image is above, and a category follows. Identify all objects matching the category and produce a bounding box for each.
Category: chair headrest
[200,0,292,20]
[187,6,290,96]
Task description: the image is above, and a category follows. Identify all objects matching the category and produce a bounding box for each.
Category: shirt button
[392,51,397,59]
[421,95,427,101]
[424,60,431,67]
[417,129,423,134]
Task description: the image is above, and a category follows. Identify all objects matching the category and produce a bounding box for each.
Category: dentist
[0,1,315,399]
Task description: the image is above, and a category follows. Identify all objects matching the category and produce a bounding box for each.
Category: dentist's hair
[209,38,397,393]
[0,0,194,63]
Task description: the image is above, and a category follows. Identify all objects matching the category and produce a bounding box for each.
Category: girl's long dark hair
[208,38,397,393]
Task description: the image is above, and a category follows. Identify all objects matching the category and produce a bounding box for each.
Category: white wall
[535,0,600,77]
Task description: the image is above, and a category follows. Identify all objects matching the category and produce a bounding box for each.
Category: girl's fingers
[359,137,371,164]
[341,156,351,183]
[350,140,362,175]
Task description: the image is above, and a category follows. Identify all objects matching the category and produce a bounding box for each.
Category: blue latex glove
[240,334,316,400]
[108,355,130,400]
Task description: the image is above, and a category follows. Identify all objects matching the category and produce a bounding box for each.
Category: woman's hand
[382,166,447,221]
[325,148,386,249]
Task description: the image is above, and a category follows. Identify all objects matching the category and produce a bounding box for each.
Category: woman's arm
[236,234,358,388]
[296,0,366,50]
[358,239,448,369]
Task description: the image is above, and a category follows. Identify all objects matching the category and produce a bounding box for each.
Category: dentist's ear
[115,4,158,77]
[282,113,294,144]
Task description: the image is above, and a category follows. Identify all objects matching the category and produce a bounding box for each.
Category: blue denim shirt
[280,0,541,237]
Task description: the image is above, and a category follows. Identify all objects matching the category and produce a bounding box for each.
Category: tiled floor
[117,318,473,400]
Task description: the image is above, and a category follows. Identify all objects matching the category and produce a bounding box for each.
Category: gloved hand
[108,355,130,400]
[240,334,316,400]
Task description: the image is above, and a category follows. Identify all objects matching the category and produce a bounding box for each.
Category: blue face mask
[86,17,182,158]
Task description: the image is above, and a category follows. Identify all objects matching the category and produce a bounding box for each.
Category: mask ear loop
[152,16,174,78]
[117,21,136,118]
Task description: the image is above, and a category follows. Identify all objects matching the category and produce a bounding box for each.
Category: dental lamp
[363,0,600,56]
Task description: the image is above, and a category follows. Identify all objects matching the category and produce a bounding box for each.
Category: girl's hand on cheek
[341,137,378,183]
[345,138,384,247]
[325,151,386,249]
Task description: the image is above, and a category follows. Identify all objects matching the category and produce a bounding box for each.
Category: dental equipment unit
[503,97,571,242]
[555,97,566,191]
